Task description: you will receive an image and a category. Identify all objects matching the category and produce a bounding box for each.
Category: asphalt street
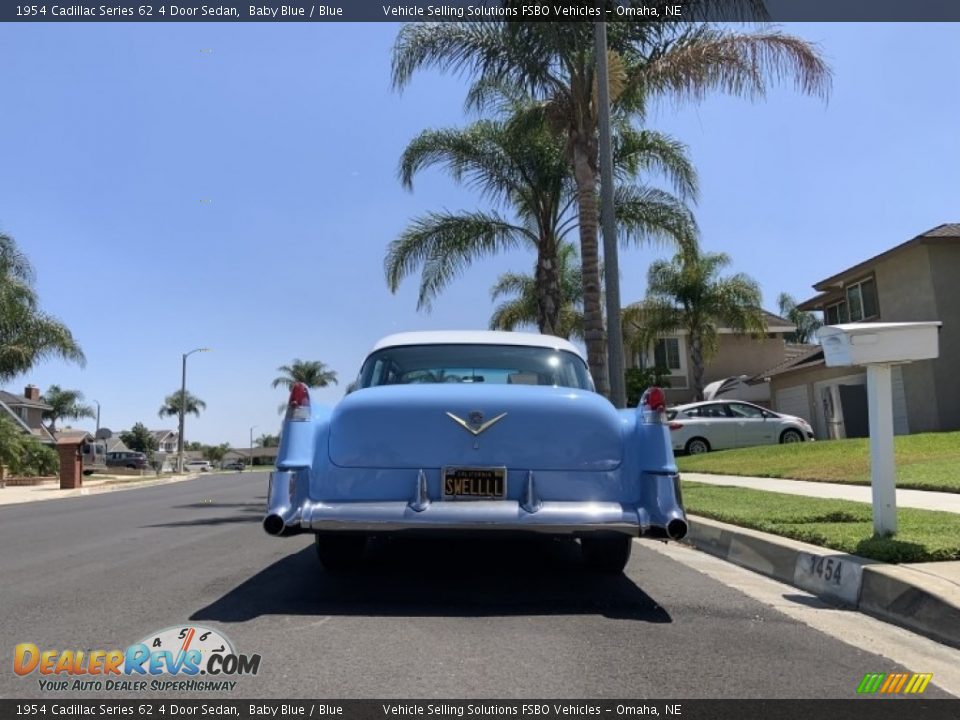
[0,472,955,699]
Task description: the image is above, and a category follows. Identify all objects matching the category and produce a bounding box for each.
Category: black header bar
[2,700,960,719]
[2,1,958,23]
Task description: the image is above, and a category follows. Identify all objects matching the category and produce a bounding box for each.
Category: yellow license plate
[442,467,507,500]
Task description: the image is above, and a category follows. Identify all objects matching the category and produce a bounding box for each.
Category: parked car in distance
[185,459,212,472]
[106,451,148,470]
[264,330,688,575]
[667,400,815,455]
[222,461,246,471]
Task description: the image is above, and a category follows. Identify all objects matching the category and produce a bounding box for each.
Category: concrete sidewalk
[683,472,960,513]
[0,472,203,505]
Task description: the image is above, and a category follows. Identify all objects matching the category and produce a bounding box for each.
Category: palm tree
[0,233,85,382]
[623,248,767,401]
[778,292,823,344]
[392,10,830,396]
[488,241,584,340]
[41,385,95,433]
[158,390,206,419]
[386,92,697,337]
[271,360,338,391]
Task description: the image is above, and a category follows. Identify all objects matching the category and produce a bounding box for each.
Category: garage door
[776,385,812,424]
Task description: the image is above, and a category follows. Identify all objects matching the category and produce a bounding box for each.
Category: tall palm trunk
[689,331,706,401]
[534,244,563,336]
[572,140,609,397]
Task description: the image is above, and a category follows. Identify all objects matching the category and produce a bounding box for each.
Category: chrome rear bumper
[304,499,640,534]
[264,469,687,539]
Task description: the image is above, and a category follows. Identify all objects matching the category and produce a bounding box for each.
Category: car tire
[781,429,804,444]
[315,534,367,573]
[685,437,711,455]
[581,535,632,575]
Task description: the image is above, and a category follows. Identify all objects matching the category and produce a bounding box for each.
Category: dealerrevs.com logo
[14,625,261,693]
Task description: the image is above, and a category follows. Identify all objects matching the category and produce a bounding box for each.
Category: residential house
[248,446,278,466]
[627,310,797,406]
[0,385,55,445]
[151,430,178,453]
[756,223,960,439]
[105,436,131,454]
[221,447,279,467]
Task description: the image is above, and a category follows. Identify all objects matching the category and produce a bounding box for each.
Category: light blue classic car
[264,331,687,574]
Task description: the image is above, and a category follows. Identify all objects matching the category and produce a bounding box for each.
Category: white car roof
[370,331,586,361]
[674,399,757,409]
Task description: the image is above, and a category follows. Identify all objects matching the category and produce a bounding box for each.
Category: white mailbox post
[818,322,941,535]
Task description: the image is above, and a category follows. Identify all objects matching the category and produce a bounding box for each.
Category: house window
[654,338,682,371]
[825,301,848,325]
[846,277,878,321]
[17,407,29,421]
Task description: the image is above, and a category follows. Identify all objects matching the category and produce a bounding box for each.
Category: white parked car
[185,459,213,472]
[667,400,814,455]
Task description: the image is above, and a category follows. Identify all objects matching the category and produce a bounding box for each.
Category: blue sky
[1,22,957,447]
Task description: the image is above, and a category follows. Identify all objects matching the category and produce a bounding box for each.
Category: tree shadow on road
[191,537,672,624]
[143,502,263,528]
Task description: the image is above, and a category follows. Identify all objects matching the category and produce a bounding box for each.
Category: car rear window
[358,344,593,391]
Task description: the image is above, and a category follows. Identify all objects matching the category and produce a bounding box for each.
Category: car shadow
[191,537,673,623]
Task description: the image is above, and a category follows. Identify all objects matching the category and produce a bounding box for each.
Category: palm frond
[638,27,831,105]
[613,185,698,253]
[612,126,699,200]
[385,211,528,310]
[0,233,35,283]
[489,296,537,333]
[489,272,532,301]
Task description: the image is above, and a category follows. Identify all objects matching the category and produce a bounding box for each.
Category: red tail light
[668,422,684,431]
[286,382,310,421]
[642,386,667,411]
[639,386,668,425]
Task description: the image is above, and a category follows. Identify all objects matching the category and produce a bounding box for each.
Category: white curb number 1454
[794,551,863,605]
[809,554,843,584]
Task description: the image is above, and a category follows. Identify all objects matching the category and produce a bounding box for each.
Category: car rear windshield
[357,344,594,391]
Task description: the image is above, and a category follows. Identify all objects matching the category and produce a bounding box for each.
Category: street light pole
[178,347,210,473]
[93,400,100,435]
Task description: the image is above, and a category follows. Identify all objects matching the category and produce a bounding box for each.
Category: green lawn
[676,431,960,493]
[683,481,960,563]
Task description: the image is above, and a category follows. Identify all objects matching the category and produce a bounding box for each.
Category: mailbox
[819,321,941,367]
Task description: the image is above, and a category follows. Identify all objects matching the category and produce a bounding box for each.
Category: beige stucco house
[627,310,799,406]
[0,385,55,445]
[757,223,959,439]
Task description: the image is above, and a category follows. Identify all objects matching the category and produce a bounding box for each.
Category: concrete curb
[0,472,204,506]
[684,515,960,649]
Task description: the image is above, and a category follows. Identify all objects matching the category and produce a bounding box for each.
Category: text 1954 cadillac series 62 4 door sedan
[264,330,687,574]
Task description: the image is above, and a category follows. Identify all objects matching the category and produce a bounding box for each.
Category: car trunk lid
[328,384,623,471]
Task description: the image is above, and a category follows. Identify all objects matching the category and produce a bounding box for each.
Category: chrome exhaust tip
[666,518,688,541]
[263,513,302,537]
[263,514,287,536]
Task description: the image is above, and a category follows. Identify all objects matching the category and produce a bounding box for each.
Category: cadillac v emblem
[445,410,508,436]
